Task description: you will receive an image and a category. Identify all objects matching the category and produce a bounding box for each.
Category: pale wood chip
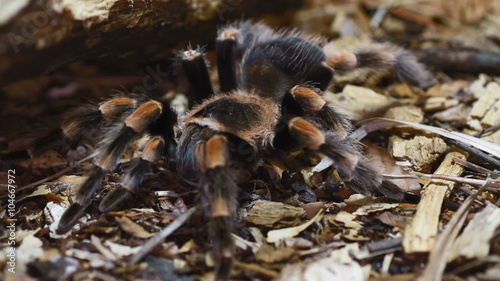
[403,150,467,253]
[448,203,500,261]
[389,135,447,172]
[246,200,306,228]
[115,216,153,239]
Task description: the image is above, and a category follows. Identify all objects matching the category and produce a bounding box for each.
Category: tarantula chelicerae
[53,22,435,280]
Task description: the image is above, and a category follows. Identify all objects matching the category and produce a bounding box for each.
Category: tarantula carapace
[53,22,435,280]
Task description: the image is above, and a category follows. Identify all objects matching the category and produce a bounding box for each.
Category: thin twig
[128,207,197,265]
[447,139,500,169]
[0,163,81,204]
[8,155,93,195]
[382,173,500,188]
[452,157,500,177]
[473,122,500,138]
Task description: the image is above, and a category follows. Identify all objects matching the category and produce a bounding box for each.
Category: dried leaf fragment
[255,244,295,263]
[277,243,369,281]
[246,200,306,228]
[115,216,153,239]
[353,203,400,216]
[267,208,324,243]
[18,150,66,169]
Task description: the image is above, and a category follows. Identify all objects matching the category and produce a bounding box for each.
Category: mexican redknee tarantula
[54,22,435,280]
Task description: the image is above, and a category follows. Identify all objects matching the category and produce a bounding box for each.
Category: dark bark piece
[0,0,303,87]
[416,48,500,75]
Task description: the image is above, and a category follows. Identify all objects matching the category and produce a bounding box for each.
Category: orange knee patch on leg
[142,137,164,162]
[99,97,136,119]
[288,117,325,150]
[290,86,326,112]
[211,197,231,217]
[125,100,162,133]
[197,135,228,172]
[325,53,357,72]
[219,29,239,40]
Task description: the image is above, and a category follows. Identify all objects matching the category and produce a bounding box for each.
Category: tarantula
[53,22,435,280]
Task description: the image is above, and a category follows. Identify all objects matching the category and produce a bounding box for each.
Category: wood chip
[255,244,295,263]
[422,96,459,111]
[325,85,395,120]
[418,182,489,281]
[403,150,467,253]
[103,240,141,258]
[328,211,363,229]
[16,232,44,273]
[425,80,469,97]
[384,105,424,123]
[115,216,153,239]
[277,243,370,281]
[432,104,469,125]
[468,82,500,121]
[91,235,117,261]
[234,261,279,279]
[356,118,500,157]
[389,135,447,172]
[481,100,500,128]
[267,208,324,243]
[353,203,400,216]
[448,203,500,261]
[246,200,306,228]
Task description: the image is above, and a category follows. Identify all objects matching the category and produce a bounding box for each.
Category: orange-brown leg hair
[27,97,137,159]
[286,86,404,200]
[99,136,165,212]
[325,47,437,89]
[195,135,238,281]
[57,100,163,234]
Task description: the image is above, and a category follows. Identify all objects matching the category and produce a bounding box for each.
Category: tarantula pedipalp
[54,21,435,280]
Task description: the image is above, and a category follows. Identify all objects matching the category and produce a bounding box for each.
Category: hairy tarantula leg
[28,97,138,158]
[196,135,237,281]
[63,97,138,143]
[99,136,165,212]
[325,48,437,89]
[57,166,106,234]
[288,85,354,136]
[285,88,405,199]
[287,117,360,177]
[57,100,163,234]
[216,29,239,92]
[180,48,214,102]
[287,117,404,199]
[98,97,138,120]
[347,162,405,201]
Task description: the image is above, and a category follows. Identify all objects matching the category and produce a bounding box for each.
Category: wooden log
[0,0,302,87]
